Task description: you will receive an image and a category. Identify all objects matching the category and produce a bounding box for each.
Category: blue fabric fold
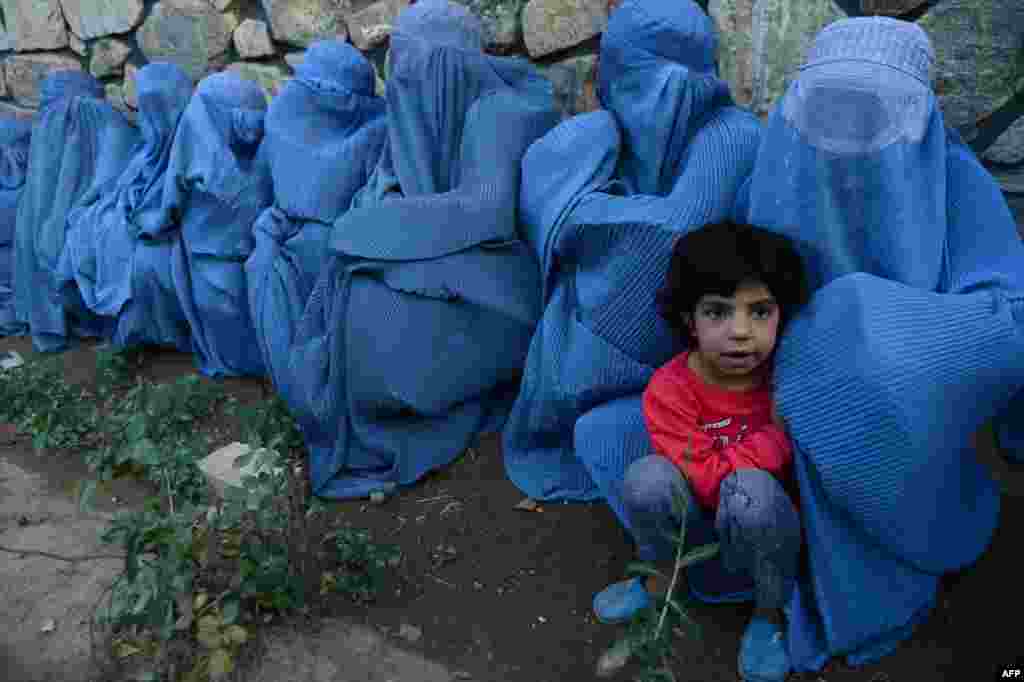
[58,62,194,354]
[502,0,761,526]
[285,0,559,499]
[165,72,273,377]
[14,70,139,352]
[733,16,1024,671]
[0,117,32,335]
[246,40,387,411]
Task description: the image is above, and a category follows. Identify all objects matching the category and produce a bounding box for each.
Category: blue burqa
[502,0,761,597]
[13,71,140,352]
[246,40,387,409]
[0,117,32,335]
[733,17,1024,671]
[167,73,273,377]
[286,0,560,498]
[58,62,194,352]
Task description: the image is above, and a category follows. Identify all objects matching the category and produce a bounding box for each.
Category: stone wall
[0,0,1021,199]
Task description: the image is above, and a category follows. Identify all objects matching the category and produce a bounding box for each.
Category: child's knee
[718,469,800,547]
[622,455,684,511]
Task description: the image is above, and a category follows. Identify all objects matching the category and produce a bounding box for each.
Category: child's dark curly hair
[656,221,811,347]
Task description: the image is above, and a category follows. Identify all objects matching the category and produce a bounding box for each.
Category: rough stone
[234,18,276,59]
[486,2,523,53]
[68,31,86,55]
[227,62,291,103]
[0,68,5,97]
[138,0,240,82]
[373,59,385,97]
[4,52,82,108]
[59,0,145,40]
[345,0,410,51]
[523,0,607,59]
[2,0,70,52]
[284,51,306,71]
[994,162,1024,196]
[0,102,38,119]
[860,0,928,15]
[986,116,1024,166]
[104,80,134,121]
[123,61,137,108]
[540,53,599,120]
[261,0,349,48]
[89,36,131,78]
[0,18,13,52]
[710,0,847,117]
[919,0,1024,149]
[210,0,235,10]
[199,442,284,500]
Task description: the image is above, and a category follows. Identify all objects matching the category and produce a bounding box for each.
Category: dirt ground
[1,335,1022,682]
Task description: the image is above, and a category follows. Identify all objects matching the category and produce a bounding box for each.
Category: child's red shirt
[642,351,793,511]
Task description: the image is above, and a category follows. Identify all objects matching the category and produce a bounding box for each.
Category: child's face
[687,279,780,386]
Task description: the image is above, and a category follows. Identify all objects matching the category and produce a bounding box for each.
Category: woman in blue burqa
[0,116,31,335]
[58,62,194,353]
[167,72,273,377]
[285,0,560,499]
[14,71,140,352]
[246,40,387,407]
[732,17,1024,671]
[502,0,762,598]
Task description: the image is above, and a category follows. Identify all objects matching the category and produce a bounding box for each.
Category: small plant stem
[655,507,686,638]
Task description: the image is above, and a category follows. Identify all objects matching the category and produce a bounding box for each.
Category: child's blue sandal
[738,616,791,682]
[593,577,650,624]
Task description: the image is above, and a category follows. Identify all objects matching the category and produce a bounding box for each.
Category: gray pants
[622,455,801,610]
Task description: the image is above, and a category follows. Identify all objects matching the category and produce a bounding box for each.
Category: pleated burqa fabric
[14,71,140,352]
[0,117,32,335]
[502,0,760,590]
[58,62,194,352]
[246,40,387,409]
[285,0,559,499]
[166,73,273,377]
[733,17,1024,670]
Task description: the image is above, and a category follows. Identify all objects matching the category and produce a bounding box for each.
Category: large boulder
[523,0,607,58]
[122,61,138,108]
[710,0,847,117]
[540,53,599,120]
[345,0,410,51]
[227,61,291,103]
[59,0,145,40]
[89,36,132,79]
[860,0,929,14]
[261,0,349,48]
[138,0,240,82]
[234,18,277,59]
[2,0,70,52]
[918,0,1024,163]
[3,53,82,108]
[0,17,13,52]
[987,117,1024,166]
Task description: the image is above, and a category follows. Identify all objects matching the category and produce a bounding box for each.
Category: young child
[593,220,810,682]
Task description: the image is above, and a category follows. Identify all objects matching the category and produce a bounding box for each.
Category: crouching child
[593,220,810,682]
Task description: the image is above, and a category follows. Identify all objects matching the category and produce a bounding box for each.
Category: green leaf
[624,562,667,580]
[679,542,719,568]
[125,414,147,442]
[232,451,254,470]
[221,598,240,625]
[78,479,98,513]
